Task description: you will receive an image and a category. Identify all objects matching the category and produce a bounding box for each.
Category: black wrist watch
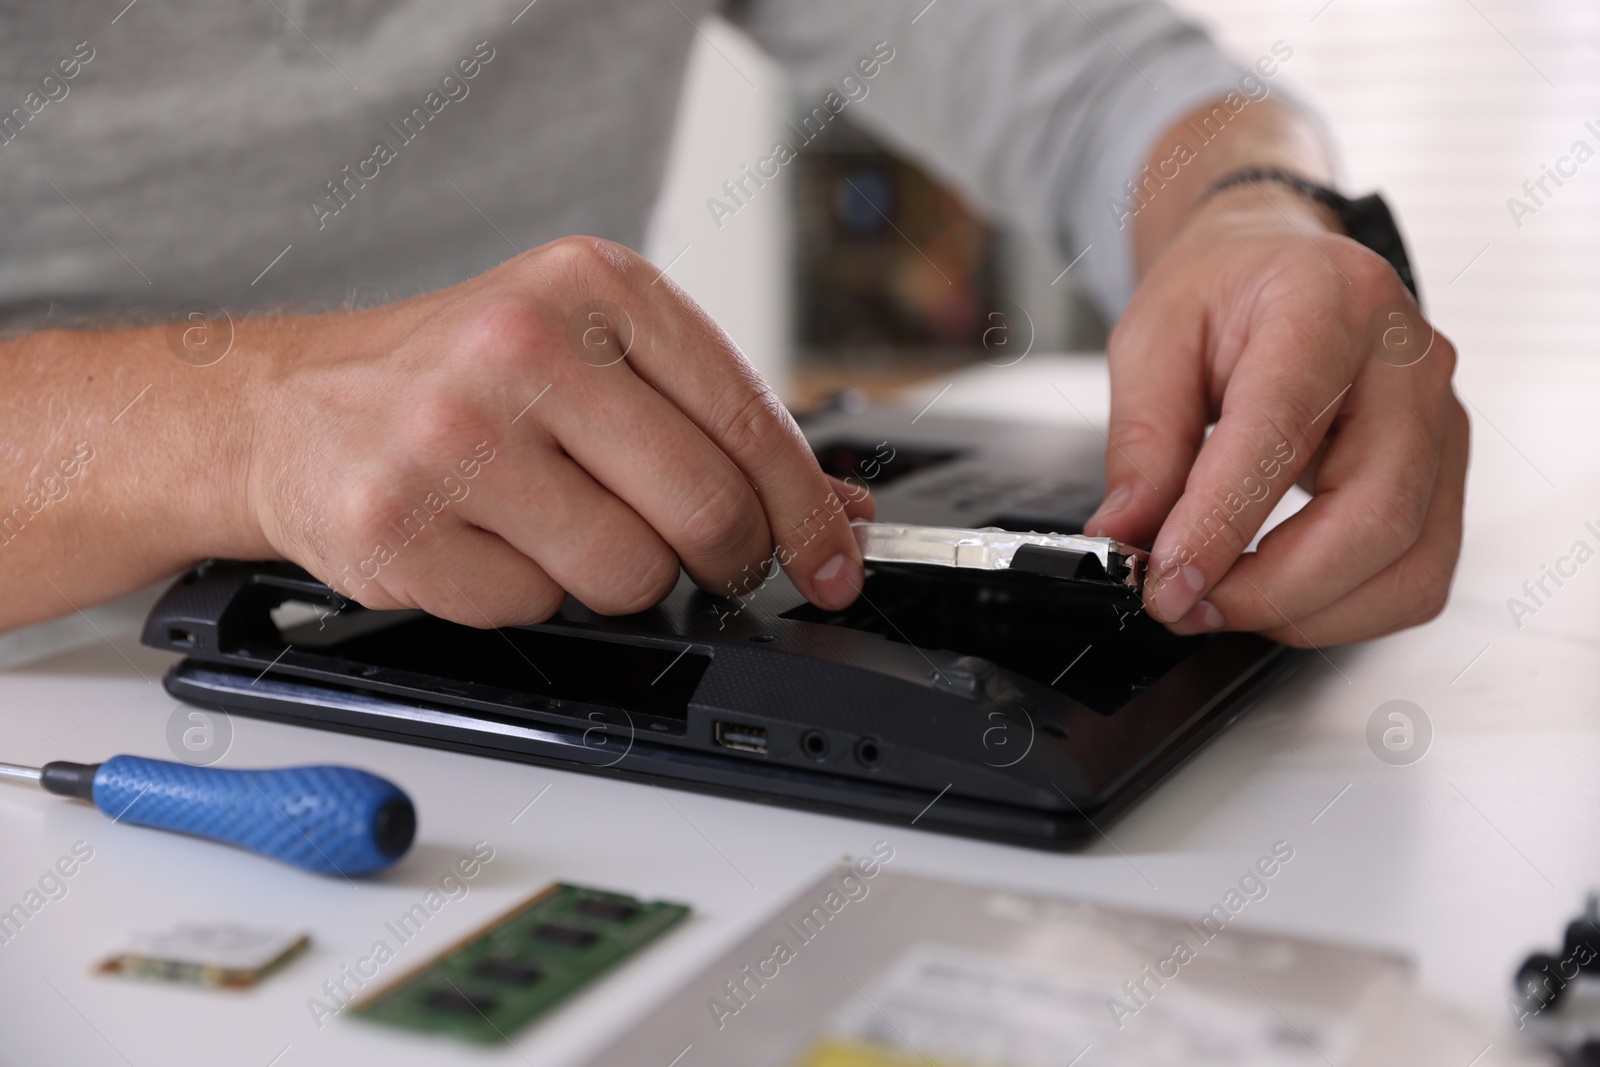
[1202,166,1421,307]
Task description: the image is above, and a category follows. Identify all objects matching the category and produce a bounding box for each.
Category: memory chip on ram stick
[351,883,689,1042]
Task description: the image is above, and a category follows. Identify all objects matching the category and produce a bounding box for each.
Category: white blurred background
[648,0,1600,400]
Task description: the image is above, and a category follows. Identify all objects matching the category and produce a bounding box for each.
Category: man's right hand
[0,236,871,634]
[244,237,874,627]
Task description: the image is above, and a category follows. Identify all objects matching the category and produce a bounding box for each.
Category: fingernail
[1084,484,1133,534]
[812,553,863,611]
[1100,483,1133,514]
[1149,564,1205,622]
[1168,599,1225,635]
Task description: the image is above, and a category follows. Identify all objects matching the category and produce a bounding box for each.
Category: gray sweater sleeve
[726,0,1258,318]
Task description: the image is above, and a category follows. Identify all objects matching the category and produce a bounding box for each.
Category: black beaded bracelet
[1202,166,1346,215]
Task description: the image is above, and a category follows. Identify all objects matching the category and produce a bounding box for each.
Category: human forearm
[0,320,283,631]
[1130,98,1338,276]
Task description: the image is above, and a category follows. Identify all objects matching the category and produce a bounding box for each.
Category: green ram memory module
[351,883,690,1043]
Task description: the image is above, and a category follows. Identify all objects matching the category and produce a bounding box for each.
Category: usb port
[713,722,768,755]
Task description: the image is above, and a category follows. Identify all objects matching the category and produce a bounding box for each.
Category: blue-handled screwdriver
[0,755,415,876]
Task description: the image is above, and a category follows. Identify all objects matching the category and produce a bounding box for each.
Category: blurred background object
[794,126,997,379]
[648,2,1600,408]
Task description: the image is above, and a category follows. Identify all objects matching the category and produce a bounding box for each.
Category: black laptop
[140,409,1305,850]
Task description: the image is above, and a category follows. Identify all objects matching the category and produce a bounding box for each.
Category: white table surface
[1,352,1594,1066]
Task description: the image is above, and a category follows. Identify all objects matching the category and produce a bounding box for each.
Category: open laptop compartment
[140,412,1307,849]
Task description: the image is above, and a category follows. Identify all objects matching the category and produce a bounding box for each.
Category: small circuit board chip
[351,883,689,1042]
[96,924,310,989]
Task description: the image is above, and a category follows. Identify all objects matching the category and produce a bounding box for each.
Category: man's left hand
[1083,183,1468,647]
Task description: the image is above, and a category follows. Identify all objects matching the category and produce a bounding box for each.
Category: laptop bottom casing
[142,412,1309,851]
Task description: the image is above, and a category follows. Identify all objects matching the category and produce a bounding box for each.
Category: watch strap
[1201,166,1421,305]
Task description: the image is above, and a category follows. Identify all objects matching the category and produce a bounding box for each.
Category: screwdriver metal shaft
[0,762,43,784]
